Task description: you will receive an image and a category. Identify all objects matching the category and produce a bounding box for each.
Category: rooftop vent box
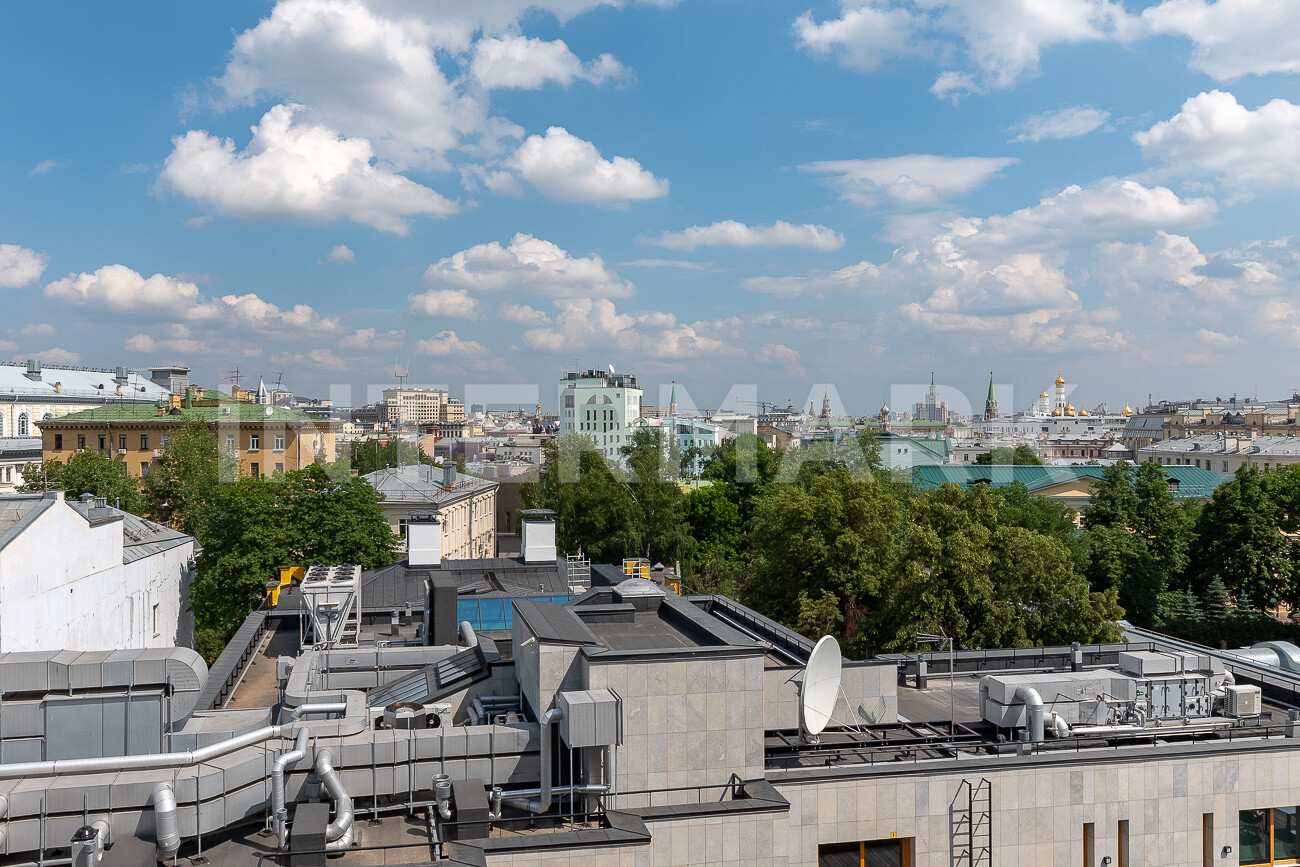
[558,688,621,748]
[520,509,556,564]
[408,511,442,568]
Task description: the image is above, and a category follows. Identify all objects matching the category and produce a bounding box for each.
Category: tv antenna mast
[273,371,287,392]
[222,367,243,391]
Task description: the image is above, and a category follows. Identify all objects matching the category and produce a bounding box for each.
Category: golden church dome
[1055,372,1066,387]
[1122,404,1133,416]
[1078,409,1089,417]
[1064,403,1076,416]
[1039,391,1049,399]
[1051,409,1063,416]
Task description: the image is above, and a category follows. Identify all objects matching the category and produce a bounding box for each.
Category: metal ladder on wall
[950,778,992,867]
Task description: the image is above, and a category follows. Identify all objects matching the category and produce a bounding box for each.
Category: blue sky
[3,0,1300,414]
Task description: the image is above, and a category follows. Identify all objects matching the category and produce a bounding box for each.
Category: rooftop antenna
[273,371,286,392]
[223,367,242,392]
[799,635,842,744]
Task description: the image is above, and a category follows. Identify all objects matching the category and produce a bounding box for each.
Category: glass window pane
[457,599,478,628]
[1276,806,1299,862]
[1240,809,1271,865]
[479,598,506,631]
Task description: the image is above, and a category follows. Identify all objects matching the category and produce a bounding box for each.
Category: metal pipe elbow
[459,621,477,648]
[314,749,355,843]
[1014,685,1045,743]
[150,784,181,859]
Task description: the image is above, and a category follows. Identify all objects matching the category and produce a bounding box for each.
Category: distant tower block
[669,381,678,416]
[820,389,832,419]
[984,371,999,421]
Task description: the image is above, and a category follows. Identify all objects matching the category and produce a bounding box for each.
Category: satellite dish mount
[799,635,842,744]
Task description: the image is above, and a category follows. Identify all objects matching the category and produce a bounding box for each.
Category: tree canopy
[19,450,147,514]
[974,444,1043,465]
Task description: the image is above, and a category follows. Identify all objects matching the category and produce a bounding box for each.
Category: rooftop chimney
[407,511,442,568]
[114,366,129,384]
[520,509,557,564]
[24,359,41,381]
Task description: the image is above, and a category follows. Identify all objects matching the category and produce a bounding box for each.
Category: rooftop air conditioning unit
[1224,684,1262,717]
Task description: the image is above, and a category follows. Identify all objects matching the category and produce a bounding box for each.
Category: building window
[1118,819,1130,867]
[817,838,913,866]
[99,435,106,453]
[251,463,260,479]
[160,434,170,449]
[141,434,149,450]
[54,434,62,450]
[1241,807,1300,865]
[274,434,284,450]
[152,603,160,637]
[250,434,260,451]
[1084,822,1095,867]
[226,434,236,452]
[141,462,150,476]
[275,462,284,475]
[119,435,127,451]
[17,413,28,436]
[0,415,4,436]
[77,434,85,449]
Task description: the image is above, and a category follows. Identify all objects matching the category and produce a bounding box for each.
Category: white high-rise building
[559,369,642,461]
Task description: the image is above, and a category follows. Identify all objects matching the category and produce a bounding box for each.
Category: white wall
[0,499,195,652]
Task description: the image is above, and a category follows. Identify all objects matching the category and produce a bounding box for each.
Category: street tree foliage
[520,435,641,563]
[1192,466,1291,606]
[620,429,694,565]
[19,450,147,514]
[973,445,1044,465]
[188,464,397,636]
[140,421,238,536]
[347,438,435,476]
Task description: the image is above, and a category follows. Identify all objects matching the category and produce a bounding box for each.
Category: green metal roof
[910,465,1230,499]
[36,402,327,425]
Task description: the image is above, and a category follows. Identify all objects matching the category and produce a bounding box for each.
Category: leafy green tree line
[524,431,1300,655]
[23,422,397,660]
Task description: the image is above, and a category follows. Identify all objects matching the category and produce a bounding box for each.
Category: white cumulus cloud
[408,288,481,319]
[415,330,489,357]
[1009,105,1111,142]
[158,105,458,235]
[510,127,668,205]
[472,35,625,89]
[325,244,355,263]
[1142,0,1300,80]
[1135,90,1300,199]
[416,233,635,299]
[0,244,50,289]
[640,220,844,251]
[45,265,203,314]
[802,155,1017,208]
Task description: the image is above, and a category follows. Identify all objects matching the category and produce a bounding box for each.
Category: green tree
[700,434,781,525]
[347,438,435,476]
[686,483,744,557]
[620,429,693,565]
[20,450,147,514]
[520,435,641,562]
[973,444,1043,465]
[279,464,398,566]
[140,421,237,535]
[186,468,396,637]
[1203,575,1230,623]
[882,484,1120,650]
[1192,466,1291,604]
[747,466,904,650]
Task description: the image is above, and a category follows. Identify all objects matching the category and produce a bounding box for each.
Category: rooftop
[363,465,498,505]
[0,362,170,402]
[36,402,331,426]
[911,464,1230,498]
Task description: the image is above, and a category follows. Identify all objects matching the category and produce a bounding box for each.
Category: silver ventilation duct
[314,749,355,850]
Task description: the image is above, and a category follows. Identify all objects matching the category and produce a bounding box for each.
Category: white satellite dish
[608,363,616,374]
[800,635,842,739]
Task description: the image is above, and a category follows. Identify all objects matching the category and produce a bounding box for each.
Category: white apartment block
[381,387,465,426]
[558,369,642,462]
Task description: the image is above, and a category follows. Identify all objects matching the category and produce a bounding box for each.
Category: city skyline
[3,1,1300,409]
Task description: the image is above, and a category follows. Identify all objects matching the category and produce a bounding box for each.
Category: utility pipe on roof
[0,701,348,779]
[459,621,477,649]
[150,784,180,860]
[274,728,311,850]
[313,749,354,850]
[501,708,565,814]
[1014,685,1045,743]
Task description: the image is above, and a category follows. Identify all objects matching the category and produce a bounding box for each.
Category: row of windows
[1158,455,1281,473]
[224,434,286,451]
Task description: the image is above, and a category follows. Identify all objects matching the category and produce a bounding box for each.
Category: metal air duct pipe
[1049,712,1071,738]
[274,729,311,849]
[313,749,355,850]
[501,708,564,814]
[290,702,348,721]
[150,784,180,860]
[433,774,452,820]
[1014,685,1045,743]
[459,621,477,648]
[0,702,348,779]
